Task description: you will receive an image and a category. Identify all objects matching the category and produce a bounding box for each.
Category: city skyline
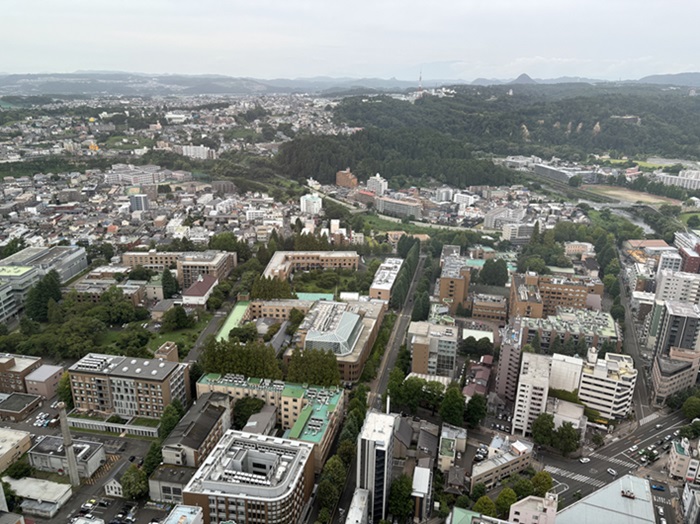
[2,0,700,81]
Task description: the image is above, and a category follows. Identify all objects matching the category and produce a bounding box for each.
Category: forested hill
[276,128,514,187]
[333,84,700,160]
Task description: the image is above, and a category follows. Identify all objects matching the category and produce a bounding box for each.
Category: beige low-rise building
[509,492,558,524]
[262,251,359,280]
[469,435,533,490]
[0,428,31,473]
[24,365,64,399]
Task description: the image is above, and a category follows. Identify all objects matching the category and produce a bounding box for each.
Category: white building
[346,489,369,524]
[366,174,388,196]
[300,193,323,216]
[549,354,583,392]
[508,492,558,524]
[578,348,637,419]
[512,353,550,437]
[656,170,700,191]
[357,411,396,523]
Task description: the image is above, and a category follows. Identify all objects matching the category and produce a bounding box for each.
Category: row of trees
[390,239,420,309]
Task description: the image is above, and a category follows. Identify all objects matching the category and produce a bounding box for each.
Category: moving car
[655,423,663,429]
[651,484,666,491]
[579,457,590,464]
[607,468,617,476]
[628,445,638,452]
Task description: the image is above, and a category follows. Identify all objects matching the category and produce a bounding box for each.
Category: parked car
[651,484,666,491]
[628,445,638,452]
[658,507,664,516]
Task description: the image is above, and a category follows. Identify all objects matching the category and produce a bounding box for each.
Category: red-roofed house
[182,274,218,307]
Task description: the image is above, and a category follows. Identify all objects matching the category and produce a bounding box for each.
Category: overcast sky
[2,0,698,81]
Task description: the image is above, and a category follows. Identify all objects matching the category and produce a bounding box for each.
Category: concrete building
[244,300,315,322]
[510,273,603,319]
[366,173,388,196]
[437,423,467,473]
[669,438,693,479]
[28,436,105,479]
[346,488,369,524]
[407,322,458,377]
[2,477,71,519]
[654,301,700,358]
[0,282,18,326]
[564,242,595,257]
[438,253,472,315]
[0,245,87,283]
[652,346,700,406]
[411,466,432,522]
[512,353,550,437]
[182,431,315,524]
[129,194,149,212]
[68,353,190,418]
[556,475,656,524]
[549,354,584,392]
[24,365,64,399]
[162,505,204,524]
[0,355,42,394]
[0,394,41,421]
[299,193,322,216]
[495,321,525,402]
[196,375,345,473]
[182,274,219,307]
[121,250,236,289]
[162,392,232,468]
[0,266,40,310]
[657,250,683,277]
[336,168,358,188]
[681,246,700,273]
[508,492,558,524]
[149,465,196,504]
[656,170,700,191]
[375,195,422,219]
[469,294,508,325]
[358,412,396,523]
[683,483,700,524]
[469,435,533,490]
[262,251,359,280]
[578,348,637,420]
[546,399,587,440]
[368,258,403,301]
[646,270,700,345]
[0,428,31,474]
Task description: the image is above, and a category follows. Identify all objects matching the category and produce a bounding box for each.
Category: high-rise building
[182,431,315,524]
[495,320,525,402]
[299,193,322,216]
[129,194,150,212]
[438,254,472,315]
[512,353,550,436]
[578,349,637,419]
[366,173,388,196]
[653,301,700,358]
[358,412,396,523]
[651,346,700,406]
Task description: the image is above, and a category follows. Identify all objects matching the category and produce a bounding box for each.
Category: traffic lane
[603,413,686,457]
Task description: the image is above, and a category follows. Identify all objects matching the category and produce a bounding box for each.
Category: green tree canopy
[161,305,195,332]
[495,488,518,517]
[531,471,553,497]
[554,422,580,456]
[286,348,341,387]
[200,338,283,379]
[161,269,179,299]
[158,403,184,439]
[233,397,266,430]
[440,385,465,426]
[143,441,163,477]
[388,474,413,521]
[682,396,700,420]
[121,464,149,500]
[25,270,62,322]
[531,413,555,447]
[473,495,497,517]
[464,393,487,429]
[479,259,509,286]
[57,372,74,409]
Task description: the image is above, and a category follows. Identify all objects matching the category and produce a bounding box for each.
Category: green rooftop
[216,301,249,341]
[440,437,455,458]
[296,292,334,302]
[0,266,33,277]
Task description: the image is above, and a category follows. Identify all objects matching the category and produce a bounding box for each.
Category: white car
[579,457,590,464]
[629,445,638,452]
[607,468,617,476]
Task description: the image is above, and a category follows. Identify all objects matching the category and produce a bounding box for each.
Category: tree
[162,269,179,299]
[129,265,153,281]
[592,433,605,448]
[568,175,582,187]
[317,478,339,511]
[531,471,553,497]
[440,385,465,426]
[464,393,487,429]
[233,397,265,430]
[337,439,356,466]
[57,372,74,409]
[286,348,341,387]
[495,488,518,517]
[388,474,413,522]
[531,413,555,447]
[121,464,149,500]
[471,483,487,501]
[161,305,195,332]
[24,270,62,322]
[473,495,497,517]
[143,441,162,476]
[554,422,580,456]
[689,215,700,228]
[158,404,183,439]
[321,456,346,487]
[683,396,700,420]
[4,460,33,479]
[511,476,534,500]
[610,304,625,322]
[479,259,509,286]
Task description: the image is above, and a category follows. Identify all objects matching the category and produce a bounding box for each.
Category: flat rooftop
[286,386,343,444]
[30,436,102,462]
[163,505,203,524]
[25,364,64,383]
[0,394,39,413]
[0,266,34,277]
[69,353,180,381]
[2,476,71,503]
[441,255,470,279]
[0,354,41,373]
[370,258,404,291]
[360,411,396,445]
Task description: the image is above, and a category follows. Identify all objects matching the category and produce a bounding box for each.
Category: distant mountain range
[1,71,700,96]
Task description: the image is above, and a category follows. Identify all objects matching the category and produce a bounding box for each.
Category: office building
[654,301,700,358]
[182,431,315,524]
[24,364,64,399]
[512,353,550,437]
[578,348,637,419]
[438,254,472,315]
[0,266,41,308]
[469,435,533,490]
[28,436,105,479]
[196,375,345,473]
[0,245,87,283]
[366,173,388,196]
[129,194,150,212]
[656,170,700,191]
[336,168,359,188]
[262,251,359,280]
[508,492,558,524]
[407,322,458,377]
[509,273,603,319]
[0,354,42,394]
[646,270,700,345]
[299,194,322,216]
[375,195,422,219]
[483,207,526,230]
[564,242,595,257]
[244,300,315,322]
[358,412,397,523]
[502,222,538,246]
[68,353,190,418]
[549,354,583,392]
[0,428,31,474]
[121,250,236,289]
[162,392,232,468]
[681,246,700,273]
[150,465,197,505]
[657,250,683,277]
[651,346,700,406]
[369,258,403,301]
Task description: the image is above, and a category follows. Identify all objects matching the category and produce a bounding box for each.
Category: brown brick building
[0,354,42,394]
[336,168,359,188]
[509,273,603,319]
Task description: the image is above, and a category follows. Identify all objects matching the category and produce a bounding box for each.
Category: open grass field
[681,212,700,225]
[582,185,680,205]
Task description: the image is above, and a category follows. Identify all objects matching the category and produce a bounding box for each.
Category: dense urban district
[1,82,700,524]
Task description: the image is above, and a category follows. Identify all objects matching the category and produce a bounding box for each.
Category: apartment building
[68,353,190,418]
[510,273,603,319]
[469,294,508,325]
[470,435,533,490]
[653,301,700,358]
[336,168,358,188]
[512,353,550,437]
[669,438,693,479]
[495,320,525,403]
[509,492,558,524]
[651,347,700,406]
[375,195,422,219]
[262,251,360,280]
[369,258,403,301]
[407,322,458,377]
[162,392,233,468]
[366,173,388,196]
[195,375,345,473]
[244,300,315,322]
[182,431,315,524]
[578,348,637,419]
[299,193,322,216]
[358,412,397,523]
[646,270,700,346]
[438,254,472,315]
[0,354,42,394]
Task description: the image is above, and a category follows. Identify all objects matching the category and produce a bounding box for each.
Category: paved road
[186,301,232,362]
[541,410,686,519]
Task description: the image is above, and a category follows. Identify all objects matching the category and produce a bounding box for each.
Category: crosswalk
[589,451,638,469]
[544,466,606,488]
[639,412,661,426]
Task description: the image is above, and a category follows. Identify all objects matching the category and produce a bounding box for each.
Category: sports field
[583,185,680,205]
